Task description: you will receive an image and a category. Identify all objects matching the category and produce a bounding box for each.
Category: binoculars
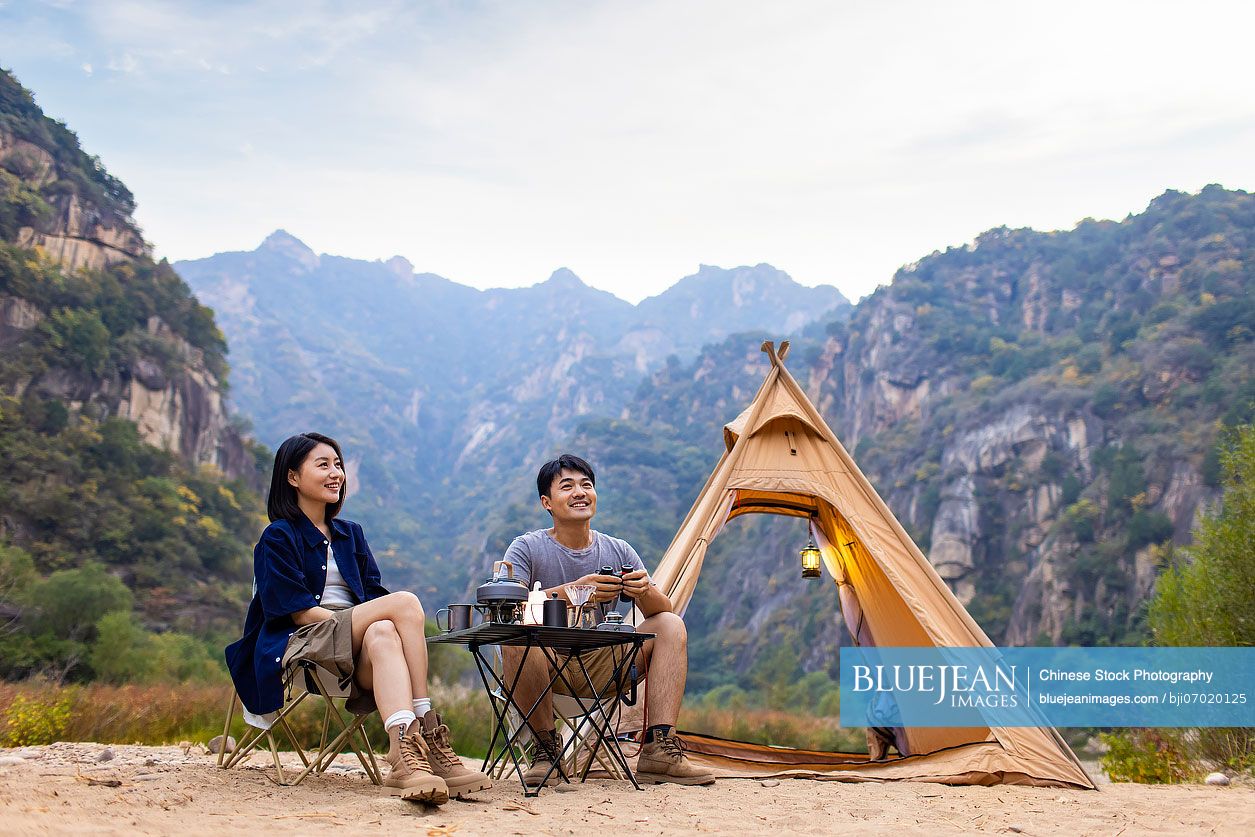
[602,564,636,607]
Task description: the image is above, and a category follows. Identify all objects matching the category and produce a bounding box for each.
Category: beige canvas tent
[655,341,1094,789]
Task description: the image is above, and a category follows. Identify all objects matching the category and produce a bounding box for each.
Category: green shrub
[90,611,226,684]
[1106,446,1147,510]
[2,690,73,746]
[149,632,224,683]
[699,684,749,710]
[1100,729,1195,783]
[1150,425,1255,647]
[1064,499,1100,542]
[1127,510,1174,550]
[90,610,152,682]
[39,308,112,376]
[1141,425,1255,778]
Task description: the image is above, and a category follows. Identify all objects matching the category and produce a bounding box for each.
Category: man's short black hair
[537,454,596,498]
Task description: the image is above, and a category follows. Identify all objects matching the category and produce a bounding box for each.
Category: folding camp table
[428,622,651,796]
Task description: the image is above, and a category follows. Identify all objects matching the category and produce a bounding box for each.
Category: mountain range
[175,235,849,603]
[3,66,1253,696]
[179,188,1254,694]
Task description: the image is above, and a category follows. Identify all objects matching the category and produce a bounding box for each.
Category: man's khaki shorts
[550,645,643,700]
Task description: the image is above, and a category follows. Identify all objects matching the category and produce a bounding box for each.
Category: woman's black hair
[267,432,346,524]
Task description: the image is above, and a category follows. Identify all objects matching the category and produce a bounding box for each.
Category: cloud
[4,0,1254,303]
[105,52,139,74]
[81,62,92,75]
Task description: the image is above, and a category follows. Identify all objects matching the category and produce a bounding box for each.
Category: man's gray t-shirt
[502,529,647,621]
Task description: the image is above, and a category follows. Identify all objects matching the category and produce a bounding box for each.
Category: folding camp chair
[218,659,382,786]
[554,692,632,778]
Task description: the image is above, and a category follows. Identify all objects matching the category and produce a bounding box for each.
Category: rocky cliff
[543,188,1251,691]
[815,193,1252,645]
[0,130,146,271]
[0,71,252,482]
[0,70,263,639]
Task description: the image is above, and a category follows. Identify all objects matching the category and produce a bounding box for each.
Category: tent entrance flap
[650,340,1095,789]
[727,489,818,520]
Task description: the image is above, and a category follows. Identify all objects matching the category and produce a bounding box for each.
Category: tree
[29,562,133,642]
[0,543,38,677]
[1136,424,1255,776]
[0,542,35,624]
[90,610,153,682]
[1149,424,1255,646]
[39,308,112,376]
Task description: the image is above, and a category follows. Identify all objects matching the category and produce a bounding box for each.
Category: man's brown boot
[635,728,715,786]
[384,730,449,803]
[418,710,492,797]
[521,727,563,788]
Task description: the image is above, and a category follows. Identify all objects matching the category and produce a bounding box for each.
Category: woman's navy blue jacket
[225,515,389,714]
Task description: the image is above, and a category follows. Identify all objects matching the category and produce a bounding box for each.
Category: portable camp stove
[475,560,529,623]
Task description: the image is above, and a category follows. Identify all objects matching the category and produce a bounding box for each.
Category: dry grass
[0,677,495,758]
[0,680,232,745]
[679,704,867,753]
[3,677,863,759]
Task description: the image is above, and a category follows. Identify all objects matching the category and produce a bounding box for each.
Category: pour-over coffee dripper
[563,583,597,628]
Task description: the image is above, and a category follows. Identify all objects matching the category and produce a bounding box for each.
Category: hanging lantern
[800,535,822,579]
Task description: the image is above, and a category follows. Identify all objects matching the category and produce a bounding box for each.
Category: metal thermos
[542,594,568,627]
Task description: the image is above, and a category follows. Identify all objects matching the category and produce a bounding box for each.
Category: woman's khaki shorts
[281,604,376,715]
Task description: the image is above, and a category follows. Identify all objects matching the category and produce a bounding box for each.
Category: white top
[321,544,357,607]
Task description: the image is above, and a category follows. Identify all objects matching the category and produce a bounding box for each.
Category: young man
[499,454,715,787]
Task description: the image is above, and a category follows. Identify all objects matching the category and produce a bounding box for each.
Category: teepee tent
[655,341,1094,789]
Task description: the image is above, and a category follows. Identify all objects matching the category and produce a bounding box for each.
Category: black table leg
[428,626,655,797]
[474,637,577,796]
[535,639,645,790]
[469,643,531,791]
[565,639,645,789]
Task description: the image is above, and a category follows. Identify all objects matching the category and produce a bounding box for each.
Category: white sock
[413,697,433,718]
[384,709,416,736]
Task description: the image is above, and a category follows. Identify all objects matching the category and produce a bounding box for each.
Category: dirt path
[1,743,1252,835]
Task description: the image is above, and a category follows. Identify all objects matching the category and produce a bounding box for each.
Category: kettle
[475,560,530,623]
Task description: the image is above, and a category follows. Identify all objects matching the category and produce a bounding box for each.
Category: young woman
[226,432,490,803]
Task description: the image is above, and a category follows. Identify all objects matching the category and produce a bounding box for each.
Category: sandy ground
[1,743,1252,836]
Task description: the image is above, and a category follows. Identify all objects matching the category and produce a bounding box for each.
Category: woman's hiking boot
[384,730,449,803]
[418,710,492,796]
[522,727,563,788]
[635,728,716,785]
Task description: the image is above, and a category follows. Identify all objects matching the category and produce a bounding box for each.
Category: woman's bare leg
[354,619,412,759]
[351,592,430,700]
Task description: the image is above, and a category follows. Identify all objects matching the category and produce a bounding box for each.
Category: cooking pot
[475,560,529,623]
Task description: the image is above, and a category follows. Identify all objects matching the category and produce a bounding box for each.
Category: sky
[1,0,1253,304]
